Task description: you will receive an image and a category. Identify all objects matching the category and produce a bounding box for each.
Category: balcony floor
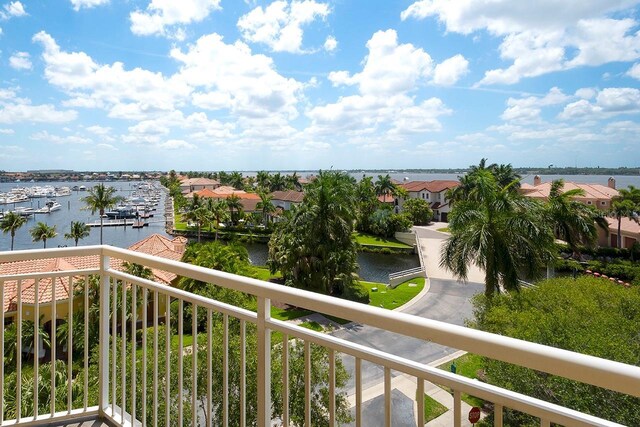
[53,420,109,427]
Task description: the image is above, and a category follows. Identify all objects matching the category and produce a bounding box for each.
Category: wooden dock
[87,219,135,227]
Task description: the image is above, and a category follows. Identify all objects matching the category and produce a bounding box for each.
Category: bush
[368,209,413,237]
[340,281,370,304]
[402,198,433,225]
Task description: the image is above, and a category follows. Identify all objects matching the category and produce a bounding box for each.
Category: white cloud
[171,33,302,120]
[30,130,89,144]
[559,87,640,119]
[9,51,31,70]
[33,31,191,120]
[501,87,569,122]
[238,0,330,53]
[96,143,117,150]
[86,125,111,135]
[433,54,469,86]
[324,35,337,52]
[158,139,196,150]
[130,0,221,38]
[1,1,27,19]
[0,128,14,134]
[402,0,640,85]
[328,29,434,96]
[627,63,640,80]
[69,0,109,11]
[0,103,77,124]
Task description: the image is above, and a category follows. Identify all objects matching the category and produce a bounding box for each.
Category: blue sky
[1,0,639,171]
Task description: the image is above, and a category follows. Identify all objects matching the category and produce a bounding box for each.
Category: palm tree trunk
[617,216,622,248]
[43,239,47,249]
[11,231,15,251]
[100,215,104,245]
[75,238,79,246]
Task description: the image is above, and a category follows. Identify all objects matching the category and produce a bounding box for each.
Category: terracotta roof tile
[271,190,304,203]
[400,180,459,193]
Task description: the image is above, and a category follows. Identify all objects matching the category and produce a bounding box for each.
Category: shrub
[340,281,370,304]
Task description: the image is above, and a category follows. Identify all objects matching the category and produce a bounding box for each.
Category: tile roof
[188,187,261,200]
[606,217,640,235]
[400,180,459,193]
[522,181,619,200]
[180,177,220,186]
[271,190,304,203]
[1,234,186,313]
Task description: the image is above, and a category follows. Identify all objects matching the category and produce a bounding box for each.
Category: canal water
[243,242,420,283]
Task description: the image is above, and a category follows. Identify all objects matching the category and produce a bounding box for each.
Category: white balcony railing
[0,245,639,427]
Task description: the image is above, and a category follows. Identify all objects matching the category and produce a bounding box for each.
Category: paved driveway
[332,278,483,393]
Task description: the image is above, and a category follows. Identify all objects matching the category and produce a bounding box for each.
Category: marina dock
[87,219,137,227]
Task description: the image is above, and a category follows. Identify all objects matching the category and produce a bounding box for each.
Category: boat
[79,185,87,191]
[72,185,79,191]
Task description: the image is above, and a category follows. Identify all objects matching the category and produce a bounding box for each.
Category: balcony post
[98,251,111,416]
[257,296,272,427]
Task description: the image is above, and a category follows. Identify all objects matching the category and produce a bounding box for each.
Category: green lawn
[299,321,324,332]
[436,227,450,233]
[424,393,448,422]
[361,278,425,310]
[250,266,282,281]
[353,232,412,249]
[437,353,486,408]
[271,306,313,321]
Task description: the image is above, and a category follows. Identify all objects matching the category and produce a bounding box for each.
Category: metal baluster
[384,367,391,427]
[416,378,424,427]
[223,313,228,427]
[178,299,183,427]
[121,280,127,423]
[305,340,311,427]
[192,304,197,427]
[142,287,148,427]
[153,290,159,427]
[51,275,56,416]
[454,390,461,427]
[240,319,246,427]
[206,309,212,427]
[256,297,271,427]
[165,294,170,427]
[111,278,117,418]
[494,403,503,427]
[67,274,73,414]
[34,278,40,418]
[17,279,22,421]
[0,279,4,424]
[355,358,362,427]
[84,276,89,411]
[329,349,335,426]
[132,283,137,422]
[282,334,289,427]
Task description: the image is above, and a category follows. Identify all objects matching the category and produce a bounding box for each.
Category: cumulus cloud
[0,103,77,124]
[559,87,640,119]
[33,31,191,120]
[0,128,14,134]
[171,33,303,120]
[9,51,31,70]
[1,1,27,19]
[237,0,330,53]
[69,0,109,11]
[401,0,640,85]
[324,35,337,52]
[627,63,640,80]
[158,139,196,150]
[433,54,469,86]
[130,0,221,39]
[30,130,89,144]
[501,87,569,123]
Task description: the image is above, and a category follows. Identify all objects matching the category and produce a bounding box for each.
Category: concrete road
[332,278,484,393]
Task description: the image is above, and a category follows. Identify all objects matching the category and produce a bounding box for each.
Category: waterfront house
[394,180,459,222]
[598,216,640,249]
[179,177,221,194]
[520,176,619,211]
[270,190,304,211]
[185,186,261,215]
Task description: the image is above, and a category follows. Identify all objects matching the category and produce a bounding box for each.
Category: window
[601,201,606,206]
[587,201,592,205]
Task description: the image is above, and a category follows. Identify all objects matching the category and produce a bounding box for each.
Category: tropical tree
[610,185,640,248]
[256,191,276,226]
[402,197,433,225]
[229,171,244,190]
[64,221,90,246]
[286,172,302,191]
[1,211,27,250]
[441,168,555,297]
[184,205,211,243]
[29,222,57,248]
[226,194,243,225]
[545,179,607,257]
[256,170,271,190]
[4,318,51,368]
[268,171,359,296]
[355,176,379,232]
[375,174,395,203]
[269,173,287,192]
[81,184,124,244]
[206,198,227,241]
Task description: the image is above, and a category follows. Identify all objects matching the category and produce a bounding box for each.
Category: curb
[394,277,431,312]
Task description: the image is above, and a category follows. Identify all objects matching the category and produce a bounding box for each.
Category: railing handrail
[389,266,425,279]
[2,245,640,401]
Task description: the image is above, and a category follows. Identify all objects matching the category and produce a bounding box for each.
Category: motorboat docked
[34,200,62,214]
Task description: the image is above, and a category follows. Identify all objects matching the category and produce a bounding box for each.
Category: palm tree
[256,170,271,190]
[1,211,27,250]
[286,172,302,191]
[226,194,243,225]
[610,185,640,248]
[184,205,211,243]
[375,174,395,203]
[206,198,227,241]
[440,169,555,297]
[64,221,90,246]
[81,184,124,244]
[256,191,276,226]
[269,173,287,192]
[29,222,57,248]
[545,180,607,257]
[229,171,244,190]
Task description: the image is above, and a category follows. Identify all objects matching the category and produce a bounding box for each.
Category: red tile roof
[180,177,220,186]
[400,180,459,193]
[1,234,187,313]
[521,181,618,201]
[271,190,304,203]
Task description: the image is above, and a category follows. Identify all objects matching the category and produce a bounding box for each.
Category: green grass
[353,232,412,249]
[436,227,450,233]
[250,266,282,281]
[437,353,486,408]
[299,321,324,332]
[423,393,448,422]
[271,306,313,321]
[361,278,425,309]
